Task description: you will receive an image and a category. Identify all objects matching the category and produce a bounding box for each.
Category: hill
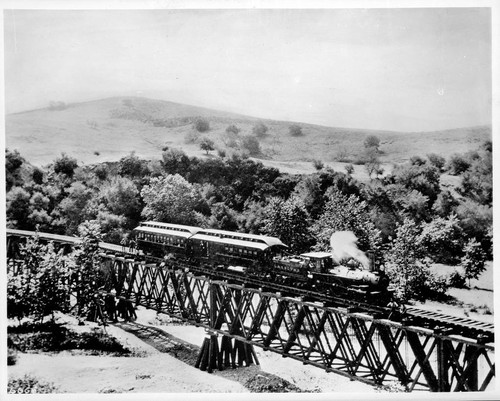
[5,96,491,174]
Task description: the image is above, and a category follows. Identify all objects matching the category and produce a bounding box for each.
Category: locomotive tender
[132,221,390,300]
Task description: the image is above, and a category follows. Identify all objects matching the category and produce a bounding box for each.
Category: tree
[364,135,380,151]
[199,137,215,155]
[262,197,313,253]
[6,187,31,229]
[252,122,268,137]
[364,148,382,179]
[118,152,144,178]
[32,167,44,185]
[54,182,94,235]
[461,238,486,285]
[289,124,303,136]
[72,221,104,320]
[384,218,447,302]
[241,135,261,156]
[6,149,25,191]
[161,148,191,175]
[418,215,464,264]
[392,162,441,204]
[53,153,78,178]
[141,174,201,225]
[311,188,382,257]
[193,117,210,132]
[100,176,141,219]
[7,235,72,323]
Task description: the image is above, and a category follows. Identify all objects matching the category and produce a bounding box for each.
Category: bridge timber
[6,229,496,392]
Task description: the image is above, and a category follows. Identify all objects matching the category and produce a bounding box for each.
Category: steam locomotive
[131,221,391,301]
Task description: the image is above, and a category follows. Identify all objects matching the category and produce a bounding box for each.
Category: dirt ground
[8,311,375,394]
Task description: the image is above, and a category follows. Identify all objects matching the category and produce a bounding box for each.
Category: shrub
[448,270,467,288]
[344,164,354,175]
[252,122,269,137]
[364,135,380,150]
[241,136,261,156]
[8,375,58,394]
[427,153,446,171]
[312,159,324,171]
[447,154,471,175]
[225,124,240,135]
[7,347,18,366]
[288,124,303,136]
[193,118,210,132]
[53,153,78,177]
[409,155,426,166]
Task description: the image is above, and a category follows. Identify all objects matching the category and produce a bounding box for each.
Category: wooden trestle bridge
[6,229,496,392]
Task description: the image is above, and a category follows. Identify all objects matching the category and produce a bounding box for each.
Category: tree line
[6,139,492,302]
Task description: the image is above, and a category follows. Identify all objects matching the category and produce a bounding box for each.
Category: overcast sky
[3,7,492,132]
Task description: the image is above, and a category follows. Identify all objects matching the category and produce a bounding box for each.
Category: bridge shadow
[113,321,200,365]
[112,321,304,392]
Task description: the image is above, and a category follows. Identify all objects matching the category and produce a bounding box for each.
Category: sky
[3,7,492,132]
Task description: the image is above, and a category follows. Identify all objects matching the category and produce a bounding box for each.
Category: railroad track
[7,229,495,340]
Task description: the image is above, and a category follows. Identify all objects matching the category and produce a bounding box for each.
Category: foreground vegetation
[6,136,492,303]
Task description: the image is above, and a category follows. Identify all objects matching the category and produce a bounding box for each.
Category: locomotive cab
[300,252,333,273]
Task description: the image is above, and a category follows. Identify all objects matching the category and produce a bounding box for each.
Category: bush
[409,155,426,166]
[344,164,354,175]
[7,347,18,366]
[312,159,324,171]
[53,153,78,177]
[8,375,58,394]
[241,136,261,156]
[193,118,210,132]
[288,124,303,136]
[364,135,380,150]
[448,270,467,288]
[252,122,269,137]
[427,153,446,171]
[225,124,240,135]
[447,154,471,175]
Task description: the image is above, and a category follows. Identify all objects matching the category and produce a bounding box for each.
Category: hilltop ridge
[5,96,491,169]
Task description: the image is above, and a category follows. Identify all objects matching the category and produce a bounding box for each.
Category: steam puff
[330,231,370,270]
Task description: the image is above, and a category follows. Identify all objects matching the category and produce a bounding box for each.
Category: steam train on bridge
[132,221,391,302]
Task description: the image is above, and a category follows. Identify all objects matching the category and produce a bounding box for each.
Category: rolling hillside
[5,96,491,173]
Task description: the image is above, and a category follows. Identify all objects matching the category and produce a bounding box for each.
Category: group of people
[92,286,137,325]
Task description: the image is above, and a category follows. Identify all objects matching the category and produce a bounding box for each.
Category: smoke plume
[330,231,370,270]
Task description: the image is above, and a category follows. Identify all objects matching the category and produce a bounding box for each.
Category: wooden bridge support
[195,281,259,372]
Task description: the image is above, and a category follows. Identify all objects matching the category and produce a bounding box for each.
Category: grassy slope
[6,96,491,175]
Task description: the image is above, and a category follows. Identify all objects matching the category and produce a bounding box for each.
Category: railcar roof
[196,228,286,247]
[301,252,333,259]
[133,226,195,239]
[190,233,271,250]
[139,221,201,234]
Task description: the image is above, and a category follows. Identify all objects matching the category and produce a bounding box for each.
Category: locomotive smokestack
[330,231,371,270]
